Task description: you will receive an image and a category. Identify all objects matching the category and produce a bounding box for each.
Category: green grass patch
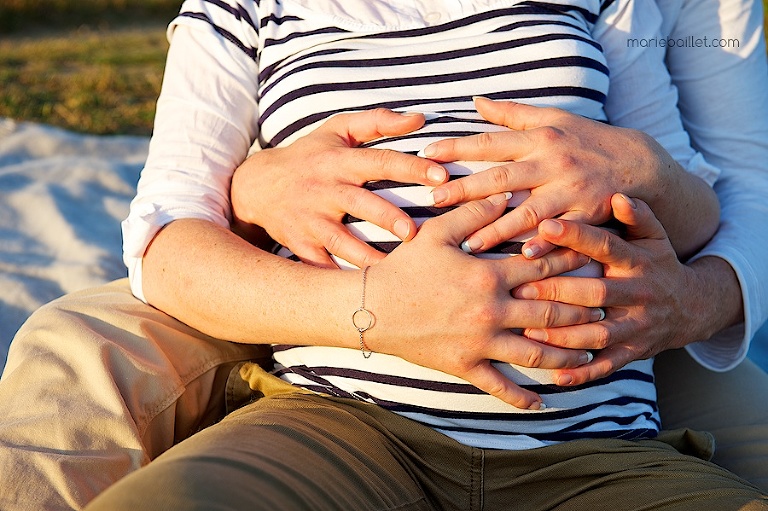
[0,25,168,135]
[0,0,766,136]
[0,0,181,34]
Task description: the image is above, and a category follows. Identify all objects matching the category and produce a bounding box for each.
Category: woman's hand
[511,194,732,386]
[364,194,604,409]
[423,97,710,259]
[231,108,448,268]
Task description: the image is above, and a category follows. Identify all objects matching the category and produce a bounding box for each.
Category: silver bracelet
[352,266,375,358]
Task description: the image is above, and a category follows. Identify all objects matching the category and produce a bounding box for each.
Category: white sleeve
[656,0,768,370]
[593,0,720,186]
[121,11,260,302]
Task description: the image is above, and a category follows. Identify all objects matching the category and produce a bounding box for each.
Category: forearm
[683,255,744,344]
[142,218,360,348]
[629,135,720,260]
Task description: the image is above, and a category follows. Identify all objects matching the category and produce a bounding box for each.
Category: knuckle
[370,147,396,168]
[552,152,579,173]
[450,179,468,200]
[596,232,617,259]
[531,255,554,277]
[523,344,545,368]
[517,204,542,230]
[537,125,564,144]
[488,166,512,191]
[589,280,609,305]
[338,185,363,212]
[541,303,557,328]
[592,324,611,349]
[476,131,498,150]
[323,229,345,255]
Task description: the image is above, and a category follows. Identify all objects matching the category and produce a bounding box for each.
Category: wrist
[683,256,744,343]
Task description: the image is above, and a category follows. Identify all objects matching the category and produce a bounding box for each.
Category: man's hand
[423,97,714,259]
[511,194,726,386]
[231,109,448,268]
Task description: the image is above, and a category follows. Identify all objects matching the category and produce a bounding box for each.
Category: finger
[322,110,448,187]
[519,209,593,258]
[462,362,545,410]
[552,344,642,386]
[422,130,535,165]
[339,187,419,241]
[472,96,561,131]
[536,218,633,267]
[498,248,590,290]
[490,329,595,370]
[505,298,607,333]
[348,146,448,187]
[315,220,387,268]
[513,274,634,308]
[522,317,613,351]
[611,194,667,242]
[431,163,534,207]
[520,236,557,259]
[287,238,338,269]
[324,108,426,145]
[462,194,561,253]
[420,194,509,245]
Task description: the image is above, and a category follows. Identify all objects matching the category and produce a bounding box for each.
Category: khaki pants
[0,280,766,510]
[85,363,767,511]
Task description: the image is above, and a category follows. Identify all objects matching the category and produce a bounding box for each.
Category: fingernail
[431,187,449,205]
[526,329,547,342]
[528,401,546,411]
[472,95,492,103]
[591,308,606,322]
[619,193,637,209]
[461,237,483,253]
[422,144,437,158]
[540,219,564,236]
[579,351,594,365]
[401,111,423,117]
[427,166,446,184]
[489,193,510,206]
[515,286,538,300]
[556,374,574,386]
[522,245,541,259]
[393,219,411,240]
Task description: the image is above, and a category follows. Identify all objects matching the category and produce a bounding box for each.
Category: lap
[85,365,768,511]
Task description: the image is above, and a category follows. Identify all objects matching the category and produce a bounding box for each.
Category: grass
[0,0,180,34]
[0,0,178,136]
[0,26,169,135]
[1,0,767,136]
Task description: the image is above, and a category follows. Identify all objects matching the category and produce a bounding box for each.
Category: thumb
[421,193,509,246]
[611,194,667,242]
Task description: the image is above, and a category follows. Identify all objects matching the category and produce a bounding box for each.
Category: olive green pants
[1,280,767,510]
[85,363,767,511]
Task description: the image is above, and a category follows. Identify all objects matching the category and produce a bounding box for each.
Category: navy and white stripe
[171,0,660,450]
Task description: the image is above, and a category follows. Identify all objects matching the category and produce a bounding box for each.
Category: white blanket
[1,118,765,373]
[0,118,146,369]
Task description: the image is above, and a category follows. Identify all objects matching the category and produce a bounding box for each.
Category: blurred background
[0,0,181,136]
[1,0,766,137]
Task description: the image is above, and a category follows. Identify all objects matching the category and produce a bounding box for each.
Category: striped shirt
[160,0,715,449]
